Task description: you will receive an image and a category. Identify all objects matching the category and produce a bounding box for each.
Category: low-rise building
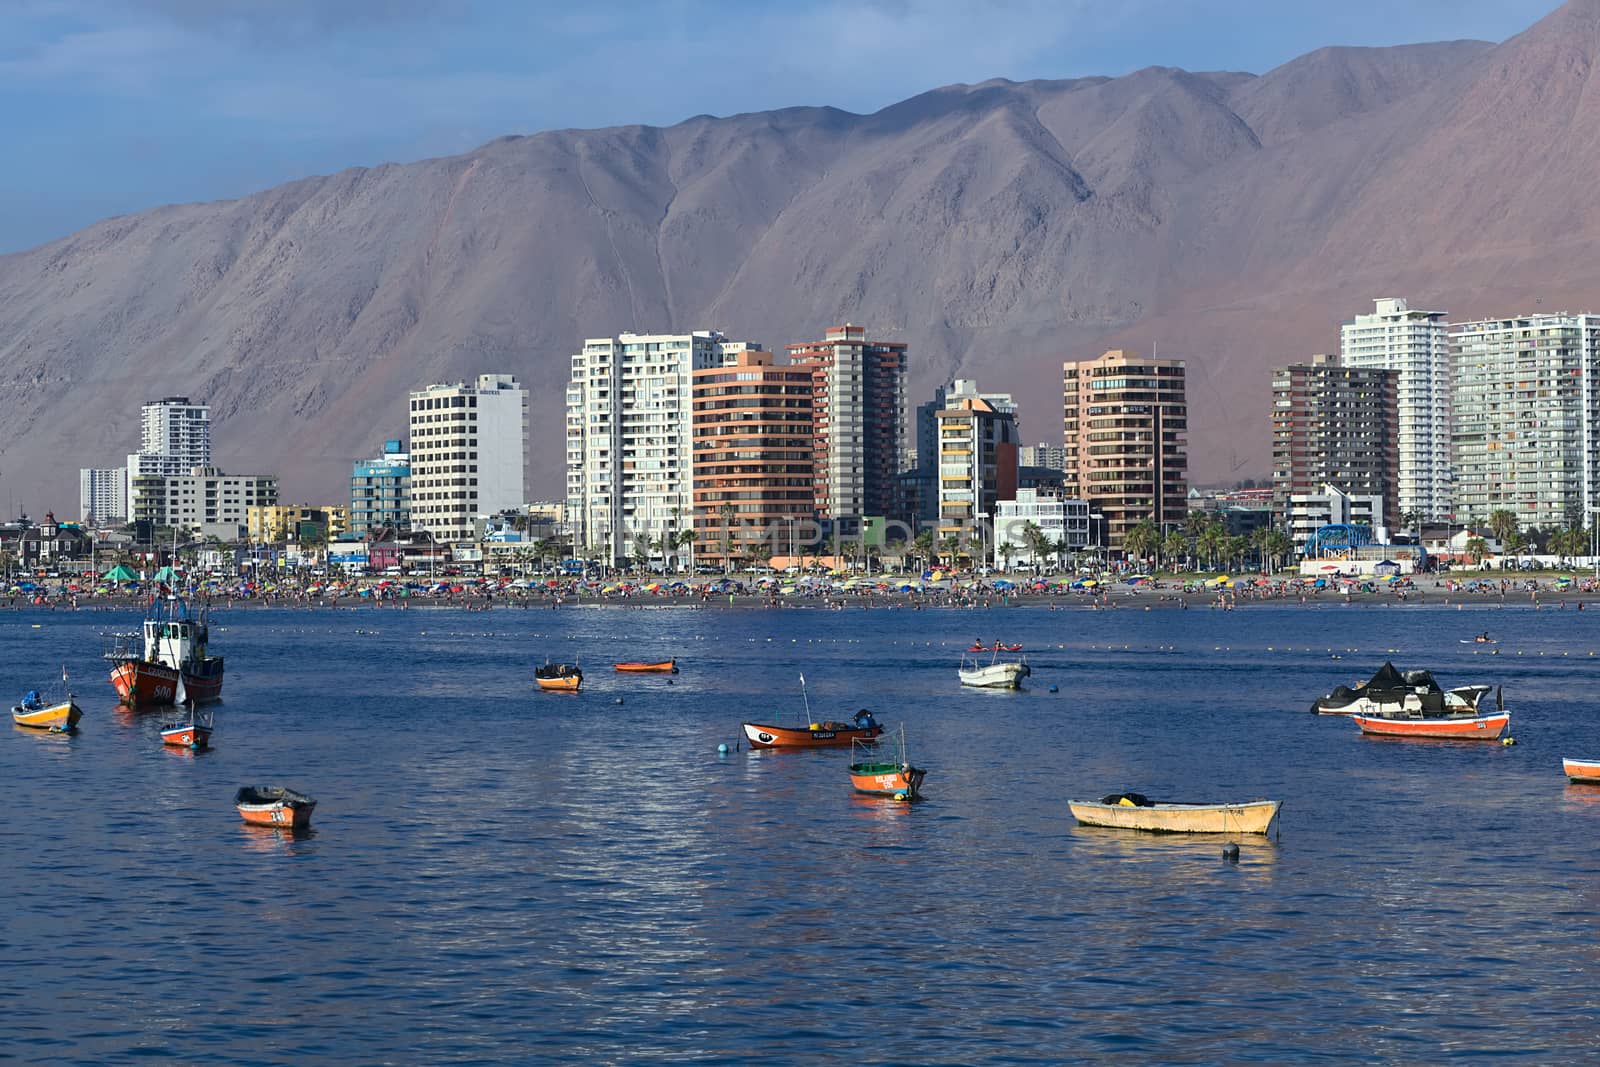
[246,505,350,545]
[1287,483,1386,547]
[129,467,278,541]
[994,489,1091,567]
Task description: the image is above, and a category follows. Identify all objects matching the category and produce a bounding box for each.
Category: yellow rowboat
[12,697,83,732]
[1069,794,1280,835]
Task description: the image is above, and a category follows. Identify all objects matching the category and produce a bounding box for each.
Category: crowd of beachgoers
[5,569,1600,611]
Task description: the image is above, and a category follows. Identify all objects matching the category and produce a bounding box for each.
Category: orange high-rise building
[692,351,816,564]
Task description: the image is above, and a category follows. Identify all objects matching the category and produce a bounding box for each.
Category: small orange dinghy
[613,659,678,674]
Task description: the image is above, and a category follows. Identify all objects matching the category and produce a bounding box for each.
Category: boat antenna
[799,672,811,720]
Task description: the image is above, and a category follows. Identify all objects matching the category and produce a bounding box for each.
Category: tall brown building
[787,325,907,532]
[1270,353,1400,530]
[1062,349,1187,549]
[692,350,816,564]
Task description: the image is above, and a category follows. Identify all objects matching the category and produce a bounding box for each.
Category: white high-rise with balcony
[408,375,527,542]
[1340,298,1451,523]
[125,396,212,527]
[565,331,764,565]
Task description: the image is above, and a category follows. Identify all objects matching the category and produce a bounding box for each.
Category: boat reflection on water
[1068,824,1281,882]
[237,824,318,854]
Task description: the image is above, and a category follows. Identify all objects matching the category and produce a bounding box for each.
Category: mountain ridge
[0,2,1589,515]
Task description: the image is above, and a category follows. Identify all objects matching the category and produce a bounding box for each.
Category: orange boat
[234,786,316,829]
[1563,757,1600,783]
[104,596,224,707]
[847,728,925,800]
[160,678,213,749]
[744,710,882,749]
[535,663,583,691]
[1353,710,1510,739]
[614,659,678,674]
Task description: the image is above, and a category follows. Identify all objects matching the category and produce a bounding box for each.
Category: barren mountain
[0,1,1592,514]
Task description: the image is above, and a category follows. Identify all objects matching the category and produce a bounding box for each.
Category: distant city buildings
[409,374,527,542]
[129,467,279,540]
[1270,352,1399,532]
[566,331,762,565]
[350,439,411,536]
[1449,312,1600,531]
[1018,442,1068,472]
[1341,298,1451,522]
[1062,349,1188,548]
[933,385,1019,542]
[691,348,815,565]
[79,467,126,526]
[788,325,907,533]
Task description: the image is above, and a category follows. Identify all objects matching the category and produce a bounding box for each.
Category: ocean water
[5,599,1600,1064]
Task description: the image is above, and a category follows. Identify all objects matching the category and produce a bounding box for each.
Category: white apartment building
[1449,313,1600,531]
[126,396,212,512]
[566,331,763,564]
[1019,442,1068,472]
[79,467,127,525]
[995,488,1091,567]
[1340,298,1451,523]
[128,466,278,540]
[409,375,528,542]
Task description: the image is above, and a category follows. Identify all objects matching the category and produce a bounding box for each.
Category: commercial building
[1340,298,1451,522]
[350,440,411,536]
[79,468,127,526]
[566,331,763,565]
[128,467,278,541]
[787,325,908,533]
[1286,483,1386,546]
[1449,312,1600,531]
[409,375,527,543]
[1270,353,1400,531]
[1061,349,1187,549]
[691,349,816,565]
[994,488,1091,567]
[934,389,1019,542]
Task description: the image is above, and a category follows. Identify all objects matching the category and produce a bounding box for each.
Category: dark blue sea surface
[5,600,1600,1064]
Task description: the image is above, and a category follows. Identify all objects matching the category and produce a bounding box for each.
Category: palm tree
[1019,521,1047,572]
[719,503,736,574]
[998,541,1017,574]
[939,533,964,571]
[913,530,935,573]
[1161,530,1187,573]
[1196,525,1226,571]
[1465,536,1489,566]
[1122,520,1159,569]
[1488,509,1519,550]
[1184,510,1212,540]
[1052,536,1072,574]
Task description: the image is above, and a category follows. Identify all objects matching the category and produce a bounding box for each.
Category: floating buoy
[614,697,624,705]
[667,679,674,685]
[1222,843,1240,862]
[893,791,908,801]
[717,743,729,754]
[1048,685,1059,693]
[1502,737,1516,746]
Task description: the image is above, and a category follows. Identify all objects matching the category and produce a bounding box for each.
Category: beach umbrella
[103,565,138,582]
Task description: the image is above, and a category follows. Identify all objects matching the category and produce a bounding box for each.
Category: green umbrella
[103,565,138,582]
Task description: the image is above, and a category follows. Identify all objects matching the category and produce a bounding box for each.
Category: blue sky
[0,0,1558,254]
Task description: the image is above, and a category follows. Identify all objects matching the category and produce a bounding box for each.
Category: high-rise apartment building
[787,325,907,533]
[566,331,763,564]
[691,350,815,565]
[350,440,411,536]
[126,396,212,521]
[912,379,1016,527]
[1061,349,1187,548]
[934,389,1019,542]
[79,468,126,525]
[409,375,527,542]
[1449,313,1600,530]
[1270,353,1400,531]
[1340,298,1451,523]
[1019,442,1068,472]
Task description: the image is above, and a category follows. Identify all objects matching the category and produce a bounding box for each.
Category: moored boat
[11,672,82,733]
[104,596,224,707]
[848,727,925,800]
[1311,661,1492,717]
[613,659,678,673]
[1563,757,1600,784]
[744,709,882,749]
[959,651,1030,689]
[535,663,583,691]
[1352,710,1510,739]
[160,676,213,750]
[1069,794,1281,834]
[234,786,317,829]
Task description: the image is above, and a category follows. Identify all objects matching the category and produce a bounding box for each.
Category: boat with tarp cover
[234,786,317,829]
[1311,661,1493,717]
[104,596,224,707]
[11,669,81,732]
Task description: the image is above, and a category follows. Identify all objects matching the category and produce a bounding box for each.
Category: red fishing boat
[234,786,317,829]
[744,709,882,749]
[159,676,213,750]
[1353,710,1510,739]
[104,596,224,707]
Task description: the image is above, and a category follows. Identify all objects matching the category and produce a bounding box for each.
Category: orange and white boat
[535,663,582,691]
[847,727,925,800]
[234,786,316,829]
[1563,757,1600,783]
[104,596,224,707]
[1353,710,1510,739]
[744,709,883,749]
[160,677,213,749]
[614,659,678,674]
